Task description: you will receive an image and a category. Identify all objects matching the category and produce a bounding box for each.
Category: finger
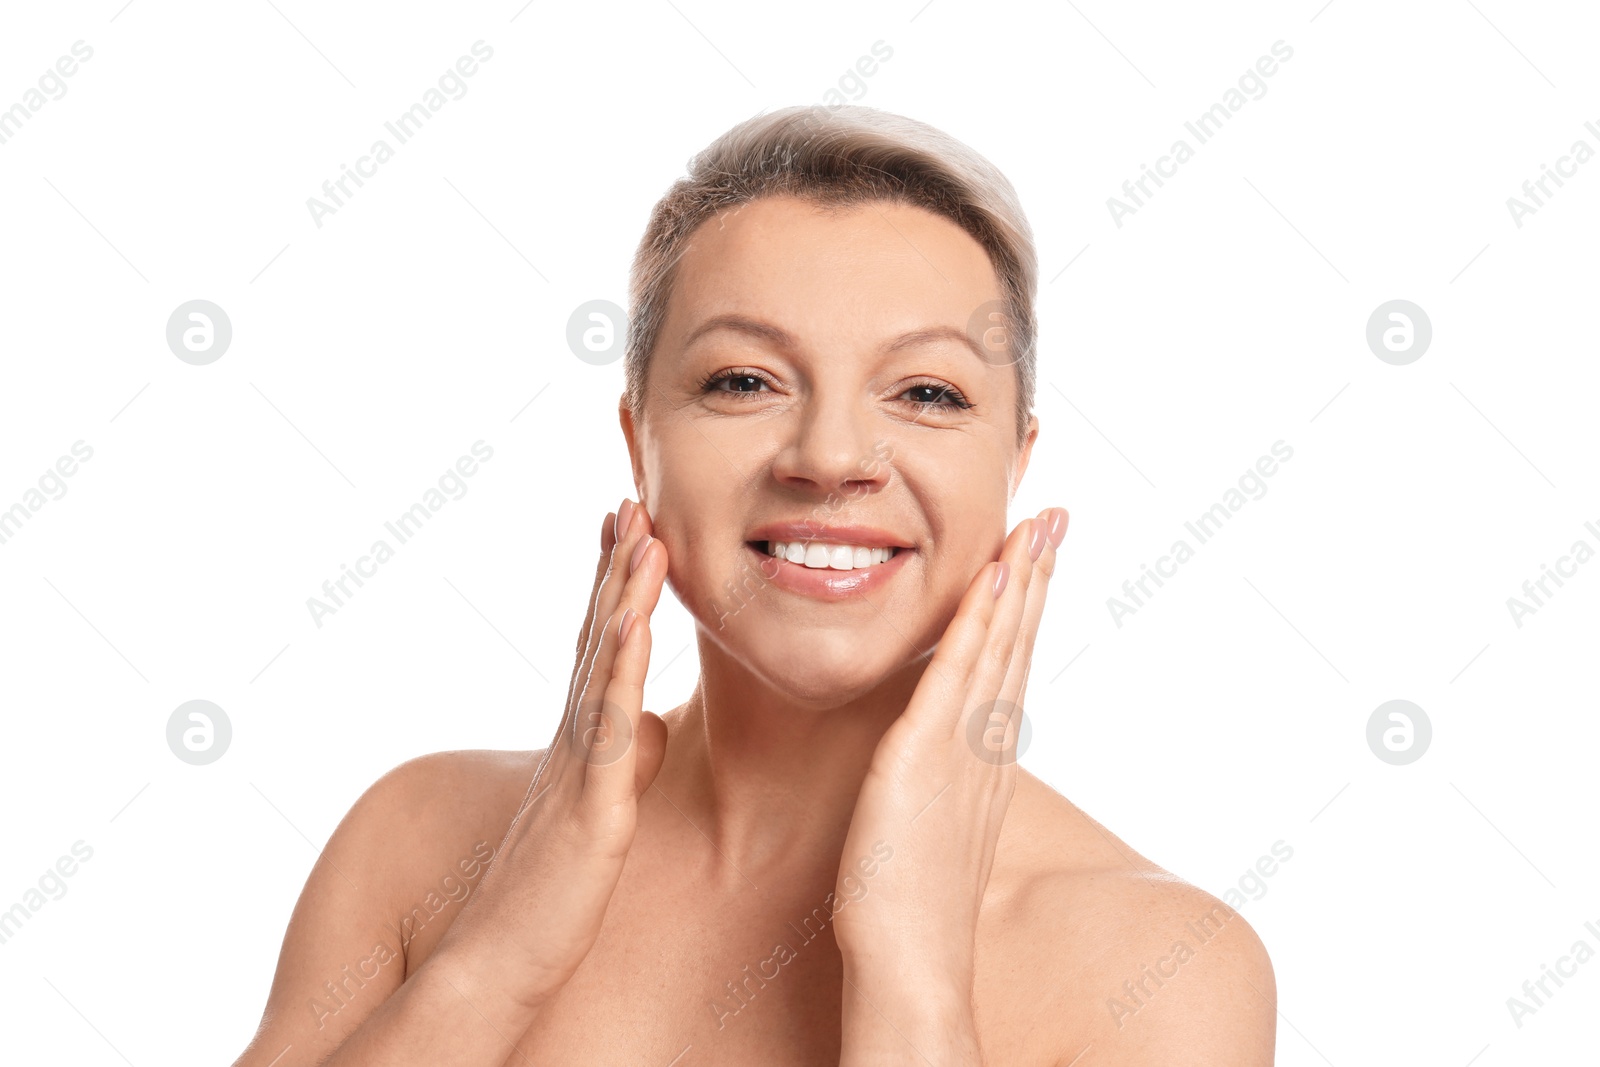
[580,609,655,806]
[567,510,619,716]
[996,508,1067,712]
[907,519,1029,737]
[573,540,669,798]
[571,501,656,719]
[569,526,669,779]
[958,518,1040,744]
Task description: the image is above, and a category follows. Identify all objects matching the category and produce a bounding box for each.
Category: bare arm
[234,501,672,1066]
[230,751,535,1067]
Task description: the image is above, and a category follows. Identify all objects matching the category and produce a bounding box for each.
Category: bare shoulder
[975,771,1277,1067]
[364,748,542,969]
[231,748,540,1066]
[364,747,541,838]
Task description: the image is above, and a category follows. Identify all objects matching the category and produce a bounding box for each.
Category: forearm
[319,950,543,1066]
[839,962,983,1067]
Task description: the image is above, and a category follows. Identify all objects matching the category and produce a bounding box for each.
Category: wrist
[840,940,975,996]
[418,941,552,1027]
[840,966,979,1066]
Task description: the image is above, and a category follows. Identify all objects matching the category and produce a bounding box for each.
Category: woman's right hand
[426,498,669,1014]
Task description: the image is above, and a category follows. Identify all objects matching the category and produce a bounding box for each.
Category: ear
[619,394,646,501]
[1008,413,1039,501]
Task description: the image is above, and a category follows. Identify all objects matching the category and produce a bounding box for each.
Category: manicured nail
[992,561,1009,599]
[1046,508,1068,549]
[1028,519,1046,562]
[630,535,653,575]
[614,499,636,544]
[619,608,637,646]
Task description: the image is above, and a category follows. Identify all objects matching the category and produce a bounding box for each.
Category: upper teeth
[765,541,897,570]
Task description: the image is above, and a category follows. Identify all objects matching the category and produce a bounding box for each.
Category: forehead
[662,195,1004,346]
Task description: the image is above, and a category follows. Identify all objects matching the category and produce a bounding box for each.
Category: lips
[744,522,912,549]
[741,537,913,601]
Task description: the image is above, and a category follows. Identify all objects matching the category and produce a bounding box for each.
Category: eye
[697,369,974,412]
[699,368,775,397]
[899,380,974,411]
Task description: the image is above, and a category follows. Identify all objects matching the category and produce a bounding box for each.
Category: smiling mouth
[747,540,905,572]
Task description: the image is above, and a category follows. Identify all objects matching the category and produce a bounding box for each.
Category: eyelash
[697,368,975,411]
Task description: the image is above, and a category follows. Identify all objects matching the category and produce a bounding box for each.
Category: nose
[769,389,892,498]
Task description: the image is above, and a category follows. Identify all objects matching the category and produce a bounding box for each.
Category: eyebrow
[682,314,987,364]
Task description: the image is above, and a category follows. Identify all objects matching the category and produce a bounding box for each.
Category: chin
[695,597,921,707]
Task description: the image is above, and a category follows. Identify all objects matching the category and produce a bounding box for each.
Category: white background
[1,1,1596,1063]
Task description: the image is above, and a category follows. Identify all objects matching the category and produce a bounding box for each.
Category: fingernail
[992,561,1009,599]
[1028,519,1046,561]
[619,608,637,646]
[614,499,636,544]
[630,535,653,575]
[1046,508,1068,549]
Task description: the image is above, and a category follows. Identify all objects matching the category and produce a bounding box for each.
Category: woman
[234,105,1275,1065]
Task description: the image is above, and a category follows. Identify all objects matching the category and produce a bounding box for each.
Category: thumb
[633,710,669,795]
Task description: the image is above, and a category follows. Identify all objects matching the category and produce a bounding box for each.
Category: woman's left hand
[833,506,1068,1064]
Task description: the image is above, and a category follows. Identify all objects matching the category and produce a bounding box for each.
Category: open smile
[741,539,913,600]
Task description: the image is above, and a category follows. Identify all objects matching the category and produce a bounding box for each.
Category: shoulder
[231,748,541,1065]
[356,747,541,825]
[343,747,541,936]
[978,771,1276,1066]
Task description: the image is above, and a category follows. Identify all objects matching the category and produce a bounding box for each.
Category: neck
[655,628,928,883]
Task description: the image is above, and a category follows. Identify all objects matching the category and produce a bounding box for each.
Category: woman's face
[622,194,1037,706]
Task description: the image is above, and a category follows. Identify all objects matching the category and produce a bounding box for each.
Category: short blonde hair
[625,104,1038,444]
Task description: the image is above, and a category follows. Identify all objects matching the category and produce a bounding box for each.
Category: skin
[233,195,1276,1066]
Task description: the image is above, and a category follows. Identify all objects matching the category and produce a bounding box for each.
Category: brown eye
[900,382,973,410]
[699,368,774,395]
